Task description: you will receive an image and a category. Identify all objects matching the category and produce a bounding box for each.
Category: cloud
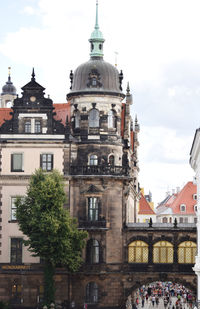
[21,6,36,15]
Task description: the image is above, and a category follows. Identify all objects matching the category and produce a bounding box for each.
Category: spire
[95,0,99,30]
[31,68,35,81]
[89,0,105,58]
[8,67,11,82]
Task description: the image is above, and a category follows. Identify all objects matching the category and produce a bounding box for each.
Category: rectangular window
[11,238,23,264]
[88,197,99,221]
[11,153,23,172]
[25,121,31,133]
[11,197,17,221]
[35,120,41,133]
[40,154,53,171]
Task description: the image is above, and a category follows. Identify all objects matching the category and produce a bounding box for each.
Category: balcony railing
[70,165,129,176]
[79,218,107,228]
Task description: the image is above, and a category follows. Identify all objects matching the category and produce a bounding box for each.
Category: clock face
[30,96,36,102]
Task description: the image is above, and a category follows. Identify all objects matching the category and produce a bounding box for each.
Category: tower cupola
[1,67,16,96]
[89,0,105,58]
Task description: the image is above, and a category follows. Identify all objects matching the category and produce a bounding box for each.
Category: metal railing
[70,165,129,176]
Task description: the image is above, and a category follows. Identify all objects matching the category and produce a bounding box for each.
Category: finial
[31,68,35,81]
[115,52,118,67]
[126,82,130,94]
[8,67,11,82]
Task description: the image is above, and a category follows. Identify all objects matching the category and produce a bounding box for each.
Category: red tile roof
[156,181,197,215]
[0,103,71,127]
[139,194,155,215]
[170,181,196,214]
[0,108,12,126]
[53,103,71,125]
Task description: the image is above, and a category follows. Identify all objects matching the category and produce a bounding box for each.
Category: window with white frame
[11,197,17,221]
[40,154,53,171]
[89,155,98,166]
[194,205,198,212]
[35,120,41,133]
[25,121,31,133]
[193,194,197,200]
[11,153,24,172]
[88,197,99,221]
[180,204,186,212]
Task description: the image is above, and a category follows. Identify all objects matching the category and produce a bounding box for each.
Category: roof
[0,103,71,127]
[156,181,197,215]
[138,193,156,215]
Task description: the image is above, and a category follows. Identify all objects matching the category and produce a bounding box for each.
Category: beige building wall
[1,144,64,175]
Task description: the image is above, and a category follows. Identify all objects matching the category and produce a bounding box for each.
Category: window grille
[178,241,196,264]
[153,241,173,263]
[128,241,148,263]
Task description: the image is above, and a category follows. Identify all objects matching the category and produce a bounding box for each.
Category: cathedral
[0,2,140,308]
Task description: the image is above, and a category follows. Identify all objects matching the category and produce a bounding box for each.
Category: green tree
[16,169,87,306]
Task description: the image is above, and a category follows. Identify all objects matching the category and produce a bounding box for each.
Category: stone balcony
[70,164,129,176]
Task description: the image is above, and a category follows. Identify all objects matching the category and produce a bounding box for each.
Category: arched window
[194,205,197,212]
[74,111,80,128]
[108,110,115,128]
[153,241,173,263]
[86,239,100,264]
[89,108,99,128]
[128,240,148,263]
[89,155,98,166]
[162,217,168,223]
[25,121,31,133]
[178,241,196,264]
[86,282,98,304]
[88,197,99,221]
[108,155,115,166]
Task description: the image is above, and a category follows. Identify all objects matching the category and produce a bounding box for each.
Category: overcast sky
[0,0,199,206]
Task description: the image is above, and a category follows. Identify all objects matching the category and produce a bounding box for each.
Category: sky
[0,0,200,206]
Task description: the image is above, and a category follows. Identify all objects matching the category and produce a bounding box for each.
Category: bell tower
[0,67,17,108]
[66,1,140,307]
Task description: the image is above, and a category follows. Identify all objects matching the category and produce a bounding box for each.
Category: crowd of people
[130,282,195,309]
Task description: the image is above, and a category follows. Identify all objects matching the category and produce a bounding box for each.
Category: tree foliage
[15,169,88,305]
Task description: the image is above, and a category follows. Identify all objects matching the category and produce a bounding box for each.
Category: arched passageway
[125,281,195,309]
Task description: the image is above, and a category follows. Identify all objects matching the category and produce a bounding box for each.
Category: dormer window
[180,204,186,212]
[35,121,41,133]
[25,121,31,133]
[193,194,197,200]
